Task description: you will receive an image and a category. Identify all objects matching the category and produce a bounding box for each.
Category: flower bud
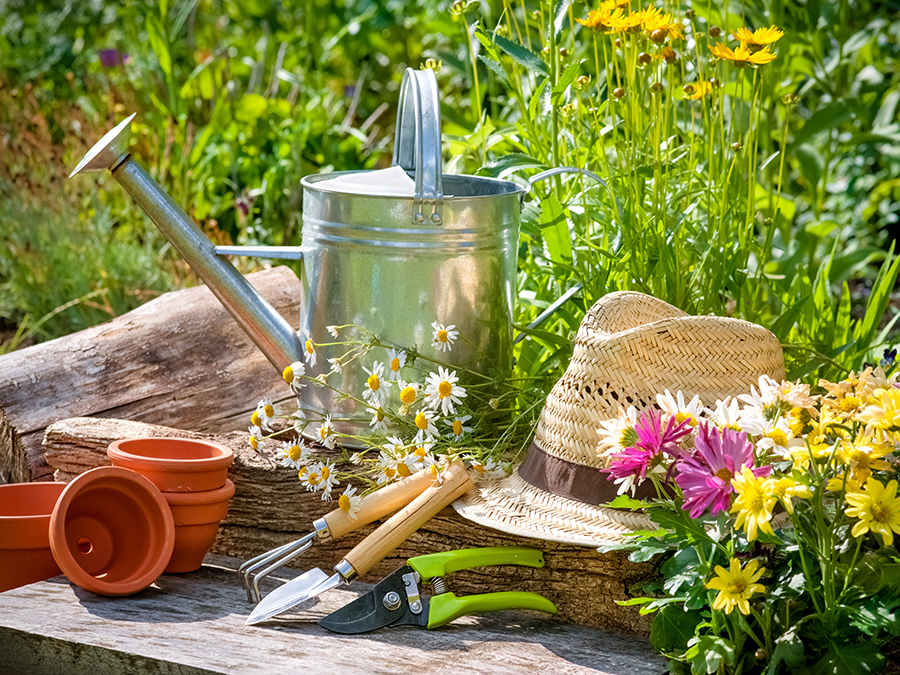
[575,74,592,89]
[732,141,743,152]
[651,81,664,93]
[450,0,466,16]
[685,8,695,18]
[755,649,767,661]
[638,52,652,65]
[783,93,799,105]
[615,38,623,48]
[709,25,721,37]
[495,23,509,37]
[682,83,695,96]
[613,87,626,99]
[424,58,443,73]
[558,101,577,117]
[650,29,666,43]
[559,47,569,58]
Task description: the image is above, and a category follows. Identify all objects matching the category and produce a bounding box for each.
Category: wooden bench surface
[0,555,666,675]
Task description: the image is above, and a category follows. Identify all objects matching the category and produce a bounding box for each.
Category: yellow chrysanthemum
[710,41,777,67]
[607,11,643,33]
[845,478,900,546]
[683,80,714,100]
[641,7,683,41]
[730,25,784,50]
[770,476,811,514]
[826,472,863,494]
[731,466,777,541]
[705,558,766,615]
[577,6,624,32]
[838,437,893,484]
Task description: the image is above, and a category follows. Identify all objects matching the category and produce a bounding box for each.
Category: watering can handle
[393,68,444,226]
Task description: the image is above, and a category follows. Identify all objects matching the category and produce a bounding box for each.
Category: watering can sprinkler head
[69,113,136,178]
[69,114,305,374]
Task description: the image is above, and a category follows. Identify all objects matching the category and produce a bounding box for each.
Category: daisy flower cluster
[602,367,900,674]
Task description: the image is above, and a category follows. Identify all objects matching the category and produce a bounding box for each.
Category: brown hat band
[517,441,658,505]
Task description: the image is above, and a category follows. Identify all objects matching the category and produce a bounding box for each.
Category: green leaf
[651,605,702,653]
[854,243,900,352]
[553,0,572,40]
[494,34,549,77]
[770,295,810,340]
[171,0,199,37]
[792,102,854,147]
[551,59,585,106]
[766,628,805,674]
[539,192,572,265]
[477,153,547,179]
[686,635,735,675]
[189,96,225,167]
[874,90,900,129]
[607,494,651,509]
[810,642,885,675]
[627,539,669,562]
[145,14,172,78]
[795,143,824,190]
[477,54,509,86]
[529,77,551,120]
[235,94,268,123]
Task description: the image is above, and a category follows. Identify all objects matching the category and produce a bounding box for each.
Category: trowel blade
[244,567,334,626]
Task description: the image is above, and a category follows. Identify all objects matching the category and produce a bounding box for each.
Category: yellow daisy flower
[730,25,784,51]
[705,558,766,615]
[640,7,683,41]
[770,476,811,514]
[731,466,777,541]
[577,6,624,32]
[845,478,900,546]
[607,11,643,33]
[682,80,715,100]
[837,437,893,485]
[710,41,777,67]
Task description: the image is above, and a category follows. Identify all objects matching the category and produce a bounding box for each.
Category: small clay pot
[0,482,67,593]
[162,479,235,573]
[108,437,234,493]
[49,466,175,596]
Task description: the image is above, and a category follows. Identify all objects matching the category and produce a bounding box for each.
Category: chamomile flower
[318,459,338,500]
[338,485,361,520]
[398,381,420,406]
[424,367,467,416]
[327,325,340,338]
[446,415,473,439]
[252,398,276,432]
[740,415,800,458]
[386,348,407,381]
[316,415,337,449]
[282,361,306,391]
[469,457,506,480]
[363,362,387,405]
[376,447,413,484]
[328,358,343,374]
[248,424,263,451]
[428,461,445,484]
[278,440,310,469]
[301,466,322,492]
[406,438,436,472]
[368,405,388,431]
[431,321,458,353]
[303,335,317,367]
[657,390,703,427]
[413,409,439,438]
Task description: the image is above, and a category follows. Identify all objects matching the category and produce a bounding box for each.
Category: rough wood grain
[0,266,300,484]
[0,555,667,675]
[41,417,657,634]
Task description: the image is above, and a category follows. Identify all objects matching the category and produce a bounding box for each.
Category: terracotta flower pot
[0,482,67,593]
[107,437,234,493]
[162,479,235,573]
[49,466,175,596]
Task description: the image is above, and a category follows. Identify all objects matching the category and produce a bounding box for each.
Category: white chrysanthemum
[431,321,458,353]
[706,397,742,430]
[657,390,703,427]
[386,348,407,381]
[316,415,337,449]
[740,414,800,458]
[367,405,388,431]
[282,361,306,392]
[278,440,310,469]
[363,362,387,405]
[303,335,317,367]
[596,406,639,461]
[446,415,473,439]
[413,409,439,438]
[424,367,467,416]
[338,485,361,520]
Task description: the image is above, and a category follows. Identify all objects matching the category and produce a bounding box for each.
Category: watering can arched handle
[393,68,444,226]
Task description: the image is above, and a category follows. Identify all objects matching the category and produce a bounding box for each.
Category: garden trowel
[245,461,474,625]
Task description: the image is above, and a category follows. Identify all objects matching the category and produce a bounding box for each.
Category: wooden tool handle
[342,461,474,579]
[322,470,436,540]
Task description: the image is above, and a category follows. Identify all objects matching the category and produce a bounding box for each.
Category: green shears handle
[427,591,558,629]
[408,546,546,580]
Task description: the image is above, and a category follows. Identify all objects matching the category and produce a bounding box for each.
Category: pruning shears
[317,547,557,634]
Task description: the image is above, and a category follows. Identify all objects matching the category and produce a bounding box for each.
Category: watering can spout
[69,114,304,374]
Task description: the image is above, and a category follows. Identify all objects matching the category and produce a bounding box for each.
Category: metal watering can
[70,68,545,442]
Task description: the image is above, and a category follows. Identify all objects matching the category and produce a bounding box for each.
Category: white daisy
[282,361,306,391]
[740,414,801,458]
[252,398,276,432]
[303,335,317,367]
[376,445,413,484]
[278,440,310,469]
[300,465,322,492]
[248,425,264,451]
[413,409,439,438]
[398,381,420,407]
[428,461,445,484]
[316,415,337,449]
[328,358,343,374]
[706,397,742,431]
[327,325,340,338]
[656,389,703,427]
[424,367,467,416]
[446,415,473,439]
[406,438,436,472]
[469,457,506,480]
[363,362,388,405]
[431,321,458,353]
[318,459,338,500]
[338,485,361,520]
[386,348,407,381]
[596,406,640,461]
[368,405,388,431]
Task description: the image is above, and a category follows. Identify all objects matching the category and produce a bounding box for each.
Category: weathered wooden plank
[0,555,666,675]
[0,266,300,484]
[40,417,656,634]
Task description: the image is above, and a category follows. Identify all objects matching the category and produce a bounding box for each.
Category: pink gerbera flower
[605,409,693,494]
[675,423,771,519]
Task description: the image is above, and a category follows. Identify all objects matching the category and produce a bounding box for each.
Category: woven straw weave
[454,291,787,546]
[536,292,785,467]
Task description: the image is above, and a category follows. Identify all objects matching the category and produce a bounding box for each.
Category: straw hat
[453,291,785,546]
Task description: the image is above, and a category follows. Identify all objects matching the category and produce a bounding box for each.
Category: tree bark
[0,267,300,484]
[42,417,656,634]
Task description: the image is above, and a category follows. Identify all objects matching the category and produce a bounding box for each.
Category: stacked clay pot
[108,437,235,573]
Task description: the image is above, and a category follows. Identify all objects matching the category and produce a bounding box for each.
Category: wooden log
[0,266,300,484]
[42,417,656,634]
